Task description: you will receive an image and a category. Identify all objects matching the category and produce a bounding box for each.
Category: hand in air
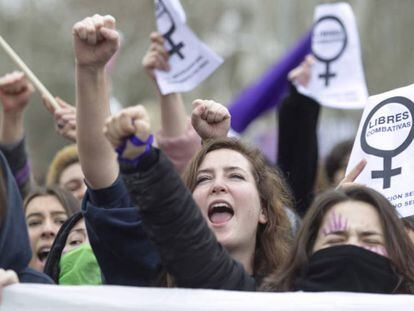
[103,105,152,160]
[73,14,120,69]
[0,71,34,114]
[191,99,231,141]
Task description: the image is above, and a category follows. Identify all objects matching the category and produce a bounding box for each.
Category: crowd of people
[0,12,414,302]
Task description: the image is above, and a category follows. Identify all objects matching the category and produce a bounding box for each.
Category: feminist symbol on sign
[312,15,347,87]
[361,96,414,189]
[156,0,185,59]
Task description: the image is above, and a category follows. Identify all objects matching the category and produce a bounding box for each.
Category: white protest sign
[3,284,414,311]
[346,84,414,217]
[297,2,368,109]
[154,0,223,95]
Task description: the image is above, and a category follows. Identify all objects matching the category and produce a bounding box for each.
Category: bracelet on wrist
[116,134,154,166]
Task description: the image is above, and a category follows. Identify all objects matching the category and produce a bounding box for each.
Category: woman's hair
[403,215,414,232]
[182,137,294,282]
[324,139,353,184]
[261,185,414,293]
[46,144,79,186]
[23,185,80,217]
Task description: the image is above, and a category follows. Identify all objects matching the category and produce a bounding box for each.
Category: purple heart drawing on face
[322,211,348,236]
[361,245,388,258]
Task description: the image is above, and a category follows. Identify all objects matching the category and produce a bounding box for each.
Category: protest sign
[346,84,414,217]
[297,2,368,109]
[154,0,223,95]
[3,284,414,311]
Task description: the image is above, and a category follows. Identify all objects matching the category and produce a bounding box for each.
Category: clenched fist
[103,105,152,160]
[0,71,34,114]
[73,14,120,69]
[191,99,231,141]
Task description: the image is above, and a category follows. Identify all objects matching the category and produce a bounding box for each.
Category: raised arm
[0,71,35,197]
[277,55,320,216]
[143,32,202,172]
[73,14,120,188]
[103,106,255,290]
[143,32,186,137]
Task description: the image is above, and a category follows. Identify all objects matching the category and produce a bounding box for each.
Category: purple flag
[228,30,312,133]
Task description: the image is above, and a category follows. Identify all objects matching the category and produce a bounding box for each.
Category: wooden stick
[0,35,59,110]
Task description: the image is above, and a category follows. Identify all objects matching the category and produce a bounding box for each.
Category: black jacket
[277,85,320,216]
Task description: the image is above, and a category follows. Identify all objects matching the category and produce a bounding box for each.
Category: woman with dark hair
[24,186,80,272]
[43,212,102,285]
[261,185,414,293]
[324,139,354,187]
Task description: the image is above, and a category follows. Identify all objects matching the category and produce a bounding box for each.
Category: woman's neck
[228,242,256,276]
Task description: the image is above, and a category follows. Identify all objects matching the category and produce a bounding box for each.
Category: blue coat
[0,152,52,284]
[82,175,161,286]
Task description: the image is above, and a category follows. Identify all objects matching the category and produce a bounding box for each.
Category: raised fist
[0,71,34,114]
[103,105,152,159]
[72,14,120,68]
[191,99,231,141]
[142,32,170,82]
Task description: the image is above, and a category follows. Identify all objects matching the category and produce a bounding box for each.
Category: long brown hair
[182,138,293,283]
[23,185,80,217]
[261,185,414,293]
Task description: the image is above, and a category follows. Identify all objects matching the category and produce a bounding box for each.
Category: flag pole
[0,35,59,110]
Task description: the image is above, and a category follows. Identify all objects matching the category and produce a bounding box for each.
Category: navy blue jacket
[0,152,52,284]
[82,176,161,286]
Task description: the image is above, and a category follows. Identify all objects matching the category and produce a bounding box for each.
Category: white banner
[297,2,368,109]
[154,0,223,95]
[2,284,414,311]
[346,84,414,217]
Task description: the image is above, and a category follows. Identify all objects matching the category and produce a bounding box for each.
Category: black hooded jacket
[0,151,52,283]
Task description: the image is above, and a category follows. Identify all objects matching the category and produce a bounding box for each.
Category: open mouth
[37,247,51,264]
[208,202,234,225]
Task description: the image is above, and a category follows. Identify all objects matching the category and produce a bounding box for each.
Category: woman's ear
[259,207,268,224]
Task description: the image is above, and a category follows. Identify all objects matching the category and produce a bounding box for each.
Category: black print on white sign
[156,0,185,59]
[361,96,414,189]
[312,15,348,87]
